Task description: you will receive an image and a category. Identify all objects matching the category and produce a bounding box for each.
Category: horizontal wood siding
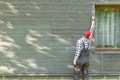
[0,0,120,75]
[0,0,92,75]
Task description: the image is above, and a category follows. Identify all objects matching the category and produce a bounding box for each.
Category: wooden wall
[0,0,92,75]
[0,0,120,75]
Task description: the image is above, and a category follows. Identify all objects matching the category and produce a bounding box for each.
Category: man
[73,17,95,80]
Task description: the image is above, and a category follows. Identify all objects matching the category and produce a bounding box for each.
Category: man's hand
[92,16,95,20]
[73,58,77,65]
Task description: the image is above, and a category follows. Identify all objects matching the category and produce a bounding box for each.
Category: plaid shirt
[74,25,94,60]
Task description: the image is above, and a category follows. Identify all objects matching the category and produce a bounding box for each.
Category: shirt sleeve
[74,39,83,60]
[89,24,94,47]
[89,25,94,39]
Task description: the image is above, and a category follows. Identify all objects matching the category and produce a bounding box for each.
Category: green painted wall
[0,0,92,75]
[0,0,120,75]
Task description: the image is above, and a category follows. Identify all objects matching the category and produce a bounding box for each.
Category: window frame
[95,5,120,50]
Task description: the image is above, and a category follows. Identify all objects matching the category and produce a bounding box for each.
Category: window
[95,5,120,49]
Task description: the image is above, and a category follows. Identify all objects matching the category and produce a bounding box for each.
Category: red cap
[84,31,91,38]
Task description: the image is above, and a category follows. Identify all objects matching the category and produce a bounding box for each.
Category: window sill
[95,48,120,54]
[95,48,120,51]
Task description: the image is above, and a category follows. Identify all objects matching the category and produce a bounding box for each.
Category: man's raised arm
[89,17,95,39]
